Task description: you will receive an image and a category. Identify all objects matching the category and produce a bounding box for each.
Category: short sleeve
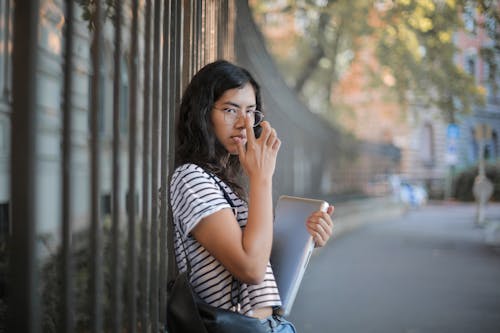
[170,164,231,237]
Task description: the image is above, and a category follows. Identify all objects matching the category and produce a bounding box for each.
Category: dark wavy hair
[175,60,262,198]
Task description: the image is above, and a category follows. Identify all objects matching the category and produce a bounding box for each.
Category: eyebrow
[221,101,257,109]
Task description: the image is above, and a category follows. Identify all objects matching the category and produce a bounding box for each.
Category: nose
[234,111,246,128]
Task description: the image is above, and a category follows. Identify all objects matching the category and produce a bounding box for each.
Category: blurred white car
[399,182,428,207]
[389,175,428,207]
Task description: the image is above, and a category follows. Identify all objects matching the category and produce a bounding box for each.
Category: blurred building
[453,4,500,166]
[405,2,500,198]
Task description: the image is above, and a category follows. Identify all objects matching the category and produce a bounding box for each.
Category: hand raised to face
[234,116,281,182]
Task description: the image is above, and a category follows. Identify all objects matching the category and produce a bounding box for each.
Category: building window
[470,128,478,162]
[420,123,434,167]
[484,61,499,105]
[465,55,476,81]
[463,3,476,33]
[484,144,491,160]
[485,14,497,40]
[492,130,498,159]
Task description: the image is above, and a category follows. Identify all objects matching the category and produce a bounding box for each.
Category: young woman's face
[211,83,257,155]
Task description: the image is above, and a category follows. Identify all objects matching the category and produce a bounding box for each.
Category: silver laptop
[270,195,329,316]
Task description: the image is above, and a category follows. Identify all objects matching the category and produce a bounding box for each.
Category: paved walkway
[288,202,500,333]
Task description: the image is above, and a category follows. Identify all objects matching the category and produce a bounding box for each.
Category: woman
[170,60,334,332]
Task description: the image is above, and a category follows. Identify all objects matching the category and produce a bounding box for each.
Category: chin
[225,144,239,155]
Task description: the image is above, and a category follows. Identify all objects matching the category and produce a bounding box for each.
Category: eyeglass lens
[225,110,263,127]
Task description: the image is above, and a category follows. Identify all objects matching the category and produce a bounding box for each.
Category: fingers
[235,136,246,157]
[239,118,280,179]
[272,138,282,151]
[257,121,280,151]
[306,208,334,247]
[245,114,256,144]
[258,121,273,144]
[266,128,278,147]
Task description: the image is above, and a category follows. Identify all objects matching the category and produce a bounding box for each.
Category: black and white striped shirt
[170,163,282,316]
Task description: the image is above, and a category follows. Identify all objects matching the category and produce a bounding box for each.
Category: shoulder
[171,163,213,186]
[170,164,231,234]
[170,163,220,196]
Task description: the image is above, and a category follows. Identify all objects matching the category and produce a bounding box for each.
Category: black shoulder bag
[166,173,268,333]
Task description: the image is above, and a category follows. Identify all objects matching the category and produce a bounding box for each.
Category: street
[289,202,500,333]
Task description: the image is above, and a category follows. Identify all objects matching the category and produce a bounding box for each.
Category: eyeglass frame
[213,106,264,127]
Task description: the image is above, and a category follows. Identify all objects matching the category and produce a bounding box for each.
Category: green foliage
[38,217,138,332]
[253,0,375,118]
[251,0,491,123]
[377,0,479,114]
[75,0,117,31]
[453,164,500,201]
[474,0,500,98]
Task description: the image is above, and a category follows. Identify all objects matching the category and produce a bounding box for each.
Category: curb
[331,196,405,239]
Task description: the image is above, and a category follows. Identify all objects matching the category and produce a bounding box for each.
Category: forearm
[241,177,274,280]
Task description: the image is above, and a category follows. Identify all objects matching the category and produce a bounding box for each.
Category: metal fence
[6,0,235,332]
[2,1,402,332]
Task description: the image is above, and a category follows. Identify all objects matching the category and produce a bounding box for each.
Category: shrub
[453,164,500,202]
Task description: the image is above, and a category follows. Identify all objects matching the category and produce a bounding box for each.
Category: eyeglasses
[214,107,264,127]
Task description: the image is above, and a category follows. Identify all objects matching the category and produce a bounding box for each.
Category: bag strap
[169,168,242,311]
[205,172,242,312]
[166,202,178,280]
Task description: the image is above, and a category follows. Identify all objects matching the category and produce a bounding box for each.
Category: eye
[246,109,256,115]
[223,107,237,114]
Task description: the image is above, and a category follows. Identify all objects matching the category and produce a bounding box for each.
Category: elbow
[243,273,265,285]
[238,265,266,285]
[241,274,265,286]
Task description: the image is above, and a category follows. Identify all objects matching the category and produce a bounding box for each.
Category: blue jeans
[260,314,297,333]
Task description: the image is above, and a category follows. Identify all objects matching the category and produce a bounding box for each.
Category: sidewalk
[330,196,405,240]
[329,197,500,246]
[291,200,500,332]
[425,200,500,246]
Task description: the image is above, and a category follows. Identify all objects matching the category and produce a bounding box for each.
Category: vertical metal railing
[9,1,40,332]
[182,0,192,89]
[191,0,199,75]
[200,1,206,66]
[127,0,140,332]
[7,1,236,332]
[159,0,171,326]
[110,1,123,332]
[140,0,152,330]
[89,0,104,331]
[216,1,222,58]
[228,0,235,61]
[150,0,162,331]
[166,0,180,314]
[61,0,75,332]
[196,0,203,69]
